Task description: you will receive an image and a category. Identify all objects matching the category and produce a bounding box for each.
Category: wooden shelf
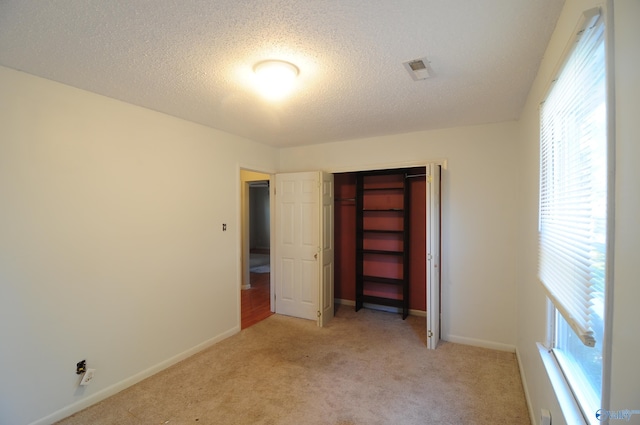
[360,275,405,286]
[355,169,410,319]
[360,249,404,256]
[363,229,404,234]
[363,187,404,191]
[361,295,404,309]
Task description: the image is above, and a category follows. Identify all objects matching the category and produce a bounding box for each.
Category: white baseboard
[407,308,427,318]
[30,326,241,425]
[335,298,426,318]
[516,347,536,425]
[443,334,516,353]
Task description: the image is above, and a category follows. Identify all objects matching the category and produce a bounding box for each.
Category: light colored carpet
[56,306,530,425]
[249,253,270,268]
[249,265,270,273]
[250,253,270,273]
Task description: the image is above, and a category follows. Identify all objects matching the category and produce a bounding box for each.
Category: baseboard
[335,298,427,318]
[30,326,241,425]
[334,298,354,307]
[444,334,516,353]
[516,347,536,425]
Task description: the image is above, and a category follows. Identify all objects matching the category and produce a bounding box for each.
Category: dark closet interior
[335,167,427,315]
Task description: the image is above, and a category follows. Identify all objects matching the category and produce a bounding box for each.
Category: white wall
[609,0,640,417]
[0,66,278,425]
[279,122,521,350]
[516,1,640,424]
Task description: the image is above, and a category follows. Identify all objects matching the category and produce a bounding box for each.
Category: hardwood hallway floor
[241,271,273,329]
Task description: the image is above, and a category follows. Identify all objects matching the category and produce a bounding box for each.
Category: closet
[334,167,426,319]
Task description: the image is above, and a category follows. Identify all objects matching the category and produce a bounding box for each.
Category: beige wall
[516,0,640,424]
[279,122,522,350]
[0,66,278,425]
[608,0,640,416]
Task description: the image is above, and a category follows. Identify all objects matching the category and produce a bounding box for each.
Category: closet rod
[335,197,356,202]
[405,173,427,179]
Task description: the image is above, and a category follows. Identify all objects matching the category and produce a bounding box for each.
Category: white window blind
[539,8,607,348]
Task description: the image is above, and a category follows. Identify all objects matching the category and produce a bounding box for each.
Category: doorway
[239,170,334,329]
[332,163,442,348]
[240,171,273,329]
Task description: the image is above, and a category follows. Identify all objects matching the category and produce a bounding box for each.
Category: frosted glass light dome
[253,60,299,101]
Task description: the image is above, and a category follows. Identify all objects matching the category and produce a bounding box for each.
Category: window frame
[537,4,615,425]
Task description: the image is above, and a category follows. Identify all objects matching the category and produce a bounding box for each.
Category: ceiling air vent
[403,57,432,81]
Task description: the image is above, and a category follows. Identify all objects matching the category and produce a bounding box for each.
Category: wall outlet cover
[80,368,96,386]
[541,408,551,425]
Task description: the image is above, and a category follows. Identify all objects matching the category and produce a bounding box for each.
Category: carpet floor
[56,306,530,425]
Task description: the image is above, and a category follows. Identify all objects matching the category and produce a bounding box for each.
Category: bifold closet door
[426,163,441,349]
[274,171,334,326]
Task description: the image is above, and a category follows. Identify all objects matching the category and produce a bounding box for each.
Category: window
[538,7,610,424]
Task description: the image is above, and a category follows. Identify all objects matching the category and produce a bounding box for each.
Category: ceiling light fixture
[253,60,299,101]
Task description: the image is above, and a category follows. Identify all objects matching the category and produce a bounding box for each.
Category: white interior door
[319,171,334,327]
[275,172,320,320]
[426,164,441,349]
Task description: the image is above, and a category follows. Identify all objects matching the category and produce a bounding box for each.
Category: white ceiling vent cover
[403,58,432,81]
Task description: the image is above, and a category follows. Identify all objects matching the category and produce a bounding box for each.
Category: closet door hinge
[427,330,434,338]
[427,175,433,183]
[317,310,321,318]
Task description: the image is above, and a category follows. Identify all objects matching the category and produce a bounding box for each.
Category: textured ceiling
[0,0,564,147]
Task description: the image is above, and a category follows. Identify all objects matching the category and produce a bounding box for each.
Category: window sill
[537,342,591,425]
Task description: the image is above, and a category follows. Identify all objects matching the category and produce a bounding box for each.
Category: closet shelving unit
[355,169,410,319]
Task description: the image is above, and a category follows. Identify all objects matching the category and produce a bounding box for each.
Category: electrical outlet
[80,369,96,386]
[541,408,551,425]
